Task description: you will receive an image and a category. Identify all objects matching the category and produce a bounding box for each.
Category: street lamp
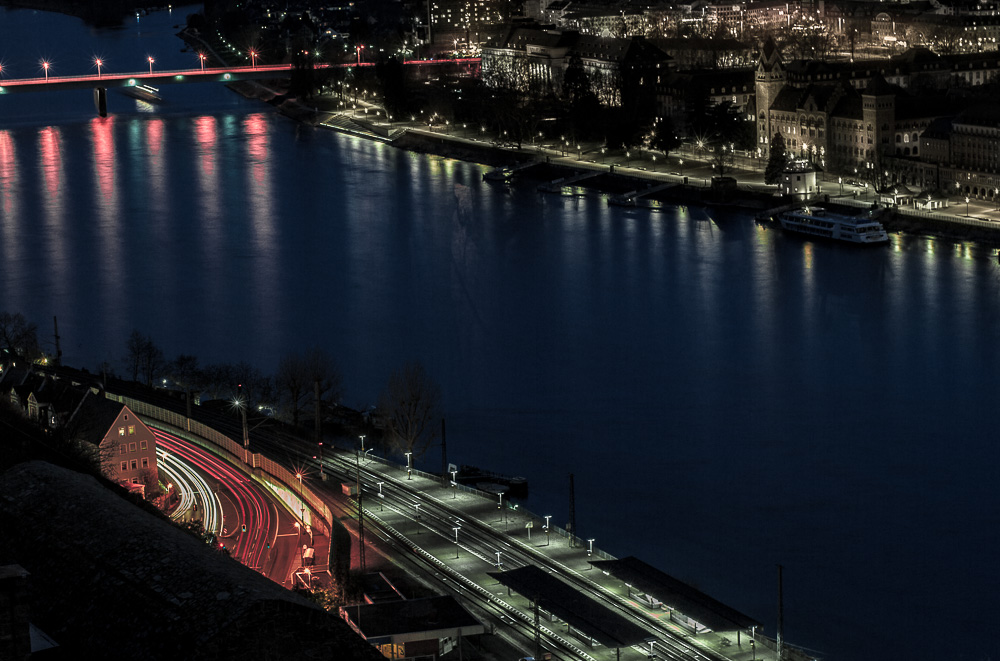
[296,472,305,523]
[966,195,970,216]
[94,58,103,78]
[453,526,460,558]
[147,56,154,75]
[587,538,595,557]
[839,176,843,195]
[360,435,366,453]
[376,481,384,511]
[41,60,50,82]
[495,550,502,569]
[544,515,551,546]
[405,451,412,479]
[450,469,458,499]
[198,52,207,71]
[249,48,258,69]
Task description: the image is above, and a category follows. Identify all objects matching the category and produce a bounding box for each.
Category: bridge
[0,58,481,116]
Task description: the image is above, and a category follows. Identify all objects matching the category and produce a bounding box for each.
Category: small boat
[119,84,163,103]
[776,206,889,244]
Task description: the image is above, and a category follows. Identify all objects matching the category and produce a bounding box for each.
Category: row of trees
[120,331,442,460]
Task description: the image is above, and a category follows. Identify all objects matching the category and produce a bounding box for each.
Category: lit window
[119,427,126,436]
[128,425,135,435]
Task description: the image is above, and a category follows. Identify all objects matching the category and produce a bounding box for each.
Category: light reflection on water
[1,6,1000,656]
[0,113,998,661]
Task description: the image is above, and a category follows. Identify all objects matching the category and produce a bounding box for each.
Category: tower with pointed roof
[755,37,786,157]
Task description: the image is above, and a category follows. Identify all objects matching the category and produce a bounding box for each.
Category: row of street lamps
[7,48,257,82]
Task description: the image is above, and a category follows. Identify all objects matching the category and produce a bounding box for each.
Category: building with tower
[753,37,948,180]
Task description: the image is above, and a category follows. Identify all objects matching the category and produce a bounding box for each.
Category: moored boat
[776,205,889,244]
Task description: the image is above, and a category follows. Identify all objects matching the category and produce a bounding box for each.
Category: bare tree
[0,312,40,362]
[124,330,165,387]
[139,338,165,388]
[232,361,274,409]
[276,352,310,427]
[124,330,145,382]
[378,362,442,459]
[276,347,342,428]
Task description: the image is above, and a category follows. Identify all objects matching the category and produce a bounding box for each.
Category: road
[153,428,304,585]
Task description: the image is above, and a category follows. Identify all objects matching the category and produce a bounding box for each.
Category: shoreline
[179,28,1000,249]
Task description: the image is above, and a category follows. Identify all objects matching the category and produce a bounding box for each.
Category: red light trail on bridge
[0,58,481,91]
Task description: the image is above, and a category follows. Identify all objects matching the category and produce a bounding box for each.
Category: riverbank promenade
[303,94,1000,236]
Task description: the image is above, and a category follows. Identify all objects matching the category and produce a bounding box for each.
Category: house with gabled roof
[67,394,160,496]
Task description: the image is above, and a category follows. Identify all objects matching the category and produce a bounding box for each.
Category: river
[1,7,998,661]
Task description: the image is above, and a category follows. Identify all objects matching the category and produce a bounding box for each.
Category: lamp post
[405,451,412,479]
[839,177,843,195]
[451,469,458,499]
[966,195,970,217]
[376,481,384,511]
[495,550,502,569]
[587,538,595,557]
[147,56,154,75]
[41,60,50,82]
[296,472,304,523]
[95,58,103,78]
[453,526,460,558]
[359,435,366,453]
[544,515,551,546]
[236,384,249,463]
[198,52,206,71]
[249,48,258,69]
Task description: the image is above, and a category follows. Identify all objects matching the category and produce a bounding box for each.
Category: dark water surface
[2,8,998,661]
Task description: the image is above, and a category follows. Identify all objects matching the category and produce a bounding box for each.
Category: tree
[378,362,441,459]
[0,312,40,362]
[709,142,736,176]
[124,330,164,387]
[650,117,682,158]
[765,132,787,185]
[140,339,165,388]
[277,348,342,428]
[167,354,203,391]
[124,330,145,382]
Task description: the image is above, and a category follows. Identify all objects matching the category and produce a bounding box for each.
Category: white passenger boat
[777,206,889,244]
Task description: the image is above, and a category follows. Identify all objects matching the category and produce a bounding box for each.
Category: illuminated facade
[428,0,504,48]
